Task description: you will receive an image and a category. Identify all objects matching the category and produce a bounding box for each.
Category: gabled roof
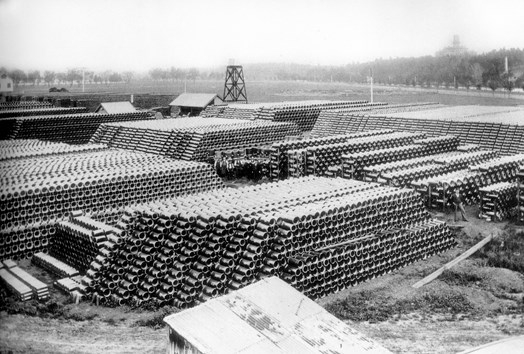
[164,277,392,354]
[95,101,136,114]
[169,93,218,108]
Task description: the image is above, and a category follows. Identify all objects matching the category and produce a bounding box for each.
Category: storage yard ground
[1,206,523,353]
[1,82,523,353]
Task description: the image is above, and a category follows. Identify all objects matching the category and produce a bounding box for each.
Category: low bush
[325,289,476,322]
[476,229,524,274]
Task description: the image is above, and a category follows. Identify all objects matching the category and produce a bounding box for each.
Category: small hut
[169,93,219,116]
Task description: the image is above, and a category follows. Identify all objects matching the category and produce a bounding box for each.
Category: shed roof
[169,93,218,108]
[95,101,137,114]
[164,277,392,354]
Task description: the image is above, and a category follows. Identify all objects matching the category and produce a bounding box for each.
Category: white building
[0,73,14,93]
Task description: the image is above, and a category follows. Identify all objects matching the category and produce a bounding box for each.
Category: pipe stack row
[303,132,427,177]
[0,149,224,260]
[201,100,381,131]
[414,154,524,210]
[2,111,150,143]
[309,110,524,155]
[0,139,108,161]
[255,100,369,131]
[284,220,455,298]
[0,106,88,119]
[90,117,301,162]
[80,177,451,307]
[478,182,519,221]
[51,213,123,272]
[341,136,459,180]
[269,130,394,179]
[310,102,442,137]
[0,223,53,262]
[519,167,524,223]
[377,150,500,188]
[361,149,482,182]
[0,100,52,110]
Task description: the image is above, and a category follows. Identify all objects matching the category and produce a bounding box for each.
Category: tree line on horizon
[2,48,523,92]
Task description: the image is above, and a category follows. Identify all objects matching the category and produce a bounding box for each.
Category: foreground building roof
[164,276,392,354]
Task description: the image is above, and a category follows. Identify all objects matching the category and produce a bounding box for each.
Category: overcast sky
[1,0,523,72]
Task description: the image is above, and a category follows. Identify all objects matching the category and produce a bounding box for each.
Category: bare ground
[0,314,165,354]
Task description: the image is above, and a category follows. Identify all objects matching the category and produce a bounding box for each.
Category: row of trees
[248,48,524,92]
[1,68,135,86]
[359,48,524,92]
[2,48,523,92]
[1,67,220,86]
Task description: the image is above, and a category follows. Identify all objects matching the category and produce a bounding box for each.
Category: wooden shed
[169,93,219,116]
[163,276,392,354]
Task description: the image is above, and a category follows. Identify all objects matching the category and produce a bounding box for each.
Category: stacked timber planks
[0,267,33,301]
[9,266,50,299]
[32,252,80,278]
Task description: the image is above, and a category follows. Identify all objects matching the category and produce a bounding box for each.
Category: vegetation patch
[440,269,483,286]
[476,229,524,274]
[133,305,180,329]
[325,289,476,323]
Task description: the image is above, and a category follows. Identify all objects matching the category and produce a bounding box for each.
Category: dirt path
[2,312,523,354]
[354,315,524,354]
[0,314,165,354]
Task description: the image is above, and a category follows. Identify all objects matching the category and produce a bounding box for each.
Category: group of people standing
[214,158,269,181]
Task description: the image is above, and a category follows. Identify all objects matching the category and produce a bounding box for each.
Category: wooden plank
[412,233,495,288]
[0,268,33,301]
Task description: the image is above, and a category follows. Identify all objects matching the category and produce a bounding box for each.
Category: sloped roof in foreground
[164,276,392,354]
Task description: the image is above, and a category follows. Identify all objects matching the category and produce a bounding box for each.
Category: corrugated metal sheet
[164,277,392,354]
[95,101,136,114]
[169,93,218,108]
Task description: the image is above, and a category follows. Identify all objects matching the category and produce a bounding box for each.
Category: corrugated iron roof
[169,93,218,108]
[95,101,137,114]
[164,277,392,354]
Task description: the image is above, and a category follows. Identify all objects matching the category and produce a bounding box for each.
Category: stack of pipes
[478,182,519,221]
[0,149,224,261]
[80,177,454,308]
[90,118,301,162]
[1,111,150,143]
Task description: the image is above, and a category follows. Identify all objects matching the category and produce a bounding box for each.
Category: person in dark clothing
[452,189,468,222]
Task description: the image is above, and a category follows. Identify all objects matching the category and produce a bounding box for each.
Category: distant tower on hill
[436,35,471,57]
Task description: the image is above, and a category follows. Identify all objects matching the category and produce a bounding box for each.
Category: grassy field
[15,79,524,107]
